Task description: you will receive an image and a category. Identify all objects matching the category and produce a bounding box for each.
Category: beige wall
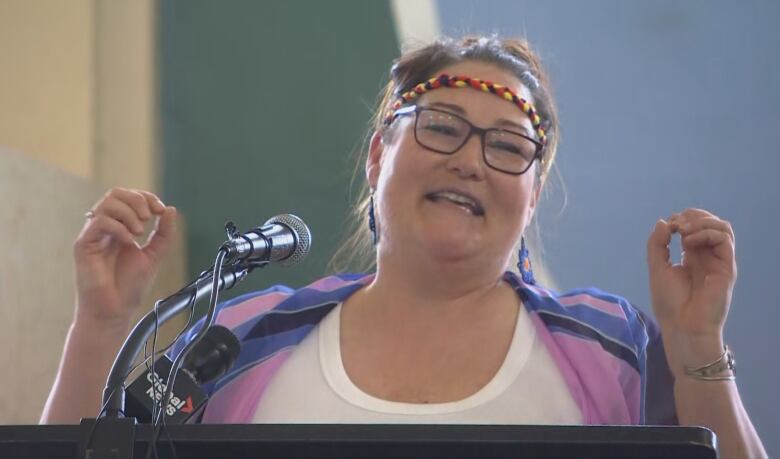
[0,0,158,189]
[0,0,96,178]
[0,1,186,424]
[95,0,159,190]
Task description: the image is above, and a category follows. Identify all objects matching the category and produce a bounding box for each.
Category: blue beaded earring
[368,194,378,245]
[517,236,536,285]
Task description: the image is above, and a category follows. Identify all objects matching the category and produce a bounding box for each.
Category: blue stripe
[513,286,639,354]
[211,323,318,392]
[220,285,295,311]
[540,312,640,372]
[266,281,366,313]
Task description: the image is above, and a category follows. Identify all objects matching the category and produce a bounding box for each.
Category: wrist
[683,344,736,381]
[72,310,133,338]
[662,329,726,377]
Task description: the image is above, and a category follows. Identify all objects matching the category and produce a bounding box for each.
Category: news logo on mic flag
[125,355,207,423]
[125,324,241,423]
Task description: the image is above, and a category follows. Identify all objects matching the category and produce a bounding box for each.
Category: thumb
[144,206,177,261]
[647,218,672,278]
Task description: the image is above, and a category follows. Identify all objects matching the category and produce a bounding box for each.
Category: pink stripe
[558,294,627,320]
[554,332,639,424]
[216,292,292,329]
[305,273,374,292]
[202,350,293,423]
[524,283,555,298]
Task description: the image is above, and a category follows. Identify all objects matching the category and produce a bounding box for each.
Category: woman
[41,36,766,458]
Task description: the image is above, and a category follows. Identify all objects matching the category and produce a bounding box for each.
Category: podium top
[1,423,716,459]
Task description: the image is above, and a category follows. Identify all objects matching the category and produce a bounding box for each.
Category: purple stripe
[524,283,627,321]
[305,273,374,292]
[202,349,293,423]
[216,292,292,329]
[553,332,639,424]
[524,283,556,299]
[558,294,627,320]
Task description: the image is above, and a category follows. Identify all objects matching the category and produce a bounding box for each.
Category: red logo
[180,396,194,414]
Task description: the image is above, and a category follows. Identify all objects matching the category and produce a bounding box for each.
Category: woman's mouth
[425,191,485,216]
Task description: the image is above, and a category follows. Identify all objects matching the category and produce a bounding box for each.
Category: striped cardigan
[172,272,677,425]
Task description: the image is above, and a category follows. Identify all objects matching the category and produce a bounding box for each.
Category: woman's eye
[422,123,460,136]
[488,141,523,155]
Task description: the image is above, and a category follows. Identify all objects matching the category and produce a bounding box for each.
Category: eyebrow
[426,101,533,136]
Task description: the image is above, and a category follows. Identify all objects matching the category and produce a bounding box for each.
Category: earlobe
[366,131,384,189]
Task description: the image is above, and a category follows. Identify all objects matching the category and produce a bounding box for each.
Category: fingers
[666,208,736,264]
[647,218,673,272]
[95,198,147,235]
[137,190,166,214]
[76,212,139,250]
[670,213,734,243]
[681,228,731,249]
[144,206,178,261]
[79,188,169,249]
[96,188,167,228]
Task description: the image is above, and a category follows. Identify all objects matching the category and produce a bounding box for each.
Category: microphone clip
[224,220,240,239]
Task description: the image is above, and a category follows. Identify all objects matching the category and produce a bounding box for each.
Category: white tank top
[253,304,582,424]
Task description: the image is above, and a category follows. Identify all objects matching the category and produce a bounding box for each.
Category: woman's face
[367,61,540,270]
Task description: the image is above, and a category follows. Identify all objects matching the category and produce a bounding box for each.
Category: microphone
[221,214,312,266]
[125,325,241,424]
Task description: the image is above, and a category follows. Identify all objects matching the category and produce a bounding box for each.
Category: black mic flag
[125,325,240,423]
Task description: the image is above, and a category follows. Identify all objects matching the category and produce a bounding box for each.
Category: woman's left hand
[646,208,736,373]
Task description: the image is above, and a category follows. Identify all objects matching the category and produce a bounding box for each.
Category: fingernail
[681,222,691,232]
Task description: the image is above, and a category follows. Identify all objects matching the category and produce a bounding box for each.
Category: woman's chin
[418,232,483,263]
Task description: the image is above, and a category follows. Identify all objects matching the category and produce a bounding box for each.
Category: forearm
[674,378,767,459]
[665,334,767,459]
[40,315,131,424]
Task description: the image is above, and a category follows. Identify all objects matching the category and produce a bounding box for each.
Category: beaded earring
[368,194,378,245]
[517,237,536,285]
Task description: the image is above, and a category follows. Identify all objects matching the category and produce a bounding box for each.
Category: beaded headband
[385,73,547,144]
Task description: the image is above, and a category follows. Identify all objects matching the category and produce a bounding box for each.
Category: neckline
[319,302,535,415]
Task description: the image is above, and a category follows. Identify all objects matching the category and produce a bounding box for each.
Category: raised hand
[646,208,736,373]
[73,188,177,324]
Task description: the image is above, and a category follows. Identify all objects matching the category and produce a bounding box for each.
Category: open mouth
[425,190,485,216]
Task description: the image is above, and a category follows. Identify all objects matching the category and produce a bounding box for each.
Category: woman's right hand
[73,188,177,325]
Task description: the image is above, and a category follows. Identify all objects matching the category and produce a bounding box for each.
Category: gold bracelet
[683,345,736,381]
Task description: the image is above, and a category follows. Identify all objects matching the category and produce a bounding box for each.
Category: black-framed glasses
[392,105,544,175]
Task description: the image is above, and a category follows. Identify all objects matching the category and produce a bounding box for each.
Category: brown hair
[329,35,561,279]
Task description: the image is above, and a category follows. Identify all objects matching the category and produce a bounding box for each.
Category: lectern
[0,422,716,459]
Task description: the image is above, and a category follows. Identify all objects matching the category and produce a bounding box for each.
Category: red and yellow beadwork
[385,74,547,144]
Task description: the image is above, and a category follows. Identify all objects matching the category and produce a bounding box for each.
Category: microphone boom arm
[101,264,249,418]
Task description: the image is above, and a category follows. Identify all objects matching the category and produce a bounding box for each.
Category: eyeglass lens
[415,109,538,174]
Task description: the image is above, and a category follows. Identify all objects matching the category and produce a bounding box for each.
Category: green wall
[159,1,398,296]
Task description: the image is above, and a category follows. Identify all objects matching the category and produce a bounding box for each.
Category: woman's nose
[445,132,486,180]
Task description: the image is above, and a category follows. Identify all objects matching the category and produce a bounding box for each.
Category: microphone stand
[101,262,250,418]
[79,216,308,459]
[79,260,257,459]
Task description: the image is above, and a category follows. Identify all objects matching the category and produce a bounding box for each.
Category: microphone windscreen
[182,325,241,384]
[263,214,311,266]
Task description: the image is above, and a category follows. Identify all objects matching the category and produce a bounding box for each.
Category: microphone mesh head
[263,214,312,266]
